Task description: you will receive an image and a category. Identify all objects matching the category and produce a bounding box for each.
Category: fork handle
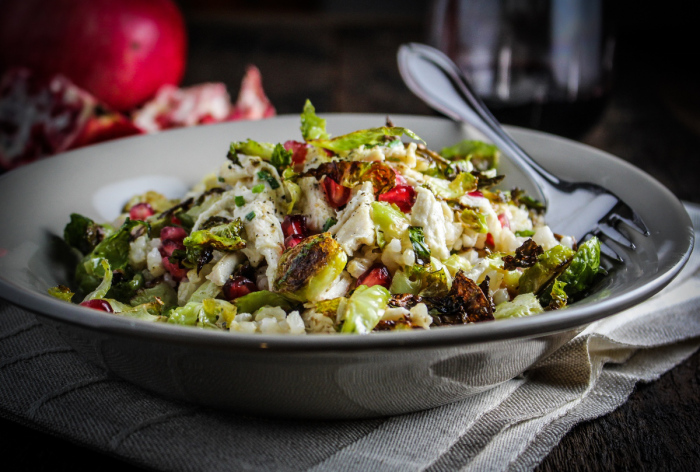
[398,43,562,199]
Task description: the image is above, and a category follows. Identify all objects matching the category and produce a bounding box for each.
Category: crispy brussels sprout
[426,271,494,325]
[274,233,347,302]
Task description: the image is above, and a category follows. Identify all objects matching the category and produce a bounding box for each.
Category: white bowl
[0,114,693,419]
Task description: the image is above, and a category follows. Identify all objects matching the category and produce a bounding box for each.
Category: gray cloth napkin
[1,203,699,472]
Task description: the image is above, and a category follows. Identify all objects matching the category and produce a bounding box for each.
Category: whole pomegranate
[0,0,187,112]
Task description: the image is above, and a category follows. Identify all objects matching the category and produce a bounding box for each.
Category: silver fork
[397,43,649,261]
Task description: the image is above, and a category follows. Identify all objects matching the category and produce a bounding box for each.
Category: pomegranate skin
[0,0,187,112]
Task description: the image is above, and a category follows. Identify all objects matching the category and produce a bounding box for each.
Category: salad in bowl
[50,101,604,335]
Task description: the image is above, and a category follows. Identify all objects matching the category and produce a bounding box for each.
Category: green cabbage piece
[300,99,330,141]
[233,290,299,315]
[539,237,603,308]
[439,140,499,171]
[493,293,544,319]
[340,285,391,334]
[309,127,423,154]
[518,244,575,295]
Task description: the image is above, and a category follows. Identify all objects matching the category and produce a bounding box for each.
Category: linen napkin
[1,203,698,472]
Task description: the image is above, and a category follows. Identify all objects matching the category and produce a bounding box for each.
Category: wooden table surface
[2,5,699,470]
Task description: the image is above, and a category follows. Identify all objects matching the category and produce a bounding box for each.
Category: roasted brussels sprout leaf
[426,271,494,325]
[517,244,575,296]
[130,282,178,310]
[408,226,431,264]
[539,237,604,309]
[503,239,544,270]
[493,293,544,319]
[48,285,75,302]
[300,99,330,141]
[73,218,147,295]
[459,209,488,233]
[270,143,292,173]
[183,219,245,272]
[302,161,396,196]
[233,290,299,315]
[64,213,112,255]
[389,264,449,297]
[274,233,347,302]
[309,126,423,154]
[229,139,275,161]
[340,284,391,334]
[439,140,499,171]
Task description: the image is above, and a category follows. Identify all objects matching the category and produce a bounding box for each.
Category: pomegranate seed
[321,176,351,209]
[498,213,510,229]
[284,234,305,249]
[162,256,188,281]
[356,264,392,289]
[283,140,309,165]
[485,233,495,249]
[159,239,183,258]
[378,185,416,213]
[281,215,308,239]
[80,299,113,313]
[160,226,187,243]
[129,202,155,221]
[223,275,258,300]
[468,190,484,198]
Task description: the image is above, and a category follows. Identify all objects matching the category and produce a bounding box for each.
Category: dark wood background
[2,0,700,470]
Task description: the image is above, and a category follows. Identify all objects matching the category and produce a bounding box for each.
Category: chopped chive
[322,217,337,232]
[245,211,256,221]
[218,176,225,183]
[515,229,536,237]
[257,170,280,189]
[234,196,245,207]
[252,184,265,193]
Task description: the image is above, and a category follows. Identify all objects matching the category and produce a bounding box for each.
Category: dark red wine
[485,95,609,139]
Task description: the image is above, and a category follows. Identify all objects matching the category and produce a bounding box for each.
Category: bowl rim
[0,114,694,352]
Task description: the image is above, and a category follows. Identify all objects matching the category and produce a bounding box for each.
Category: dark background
[3,0,700,470]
